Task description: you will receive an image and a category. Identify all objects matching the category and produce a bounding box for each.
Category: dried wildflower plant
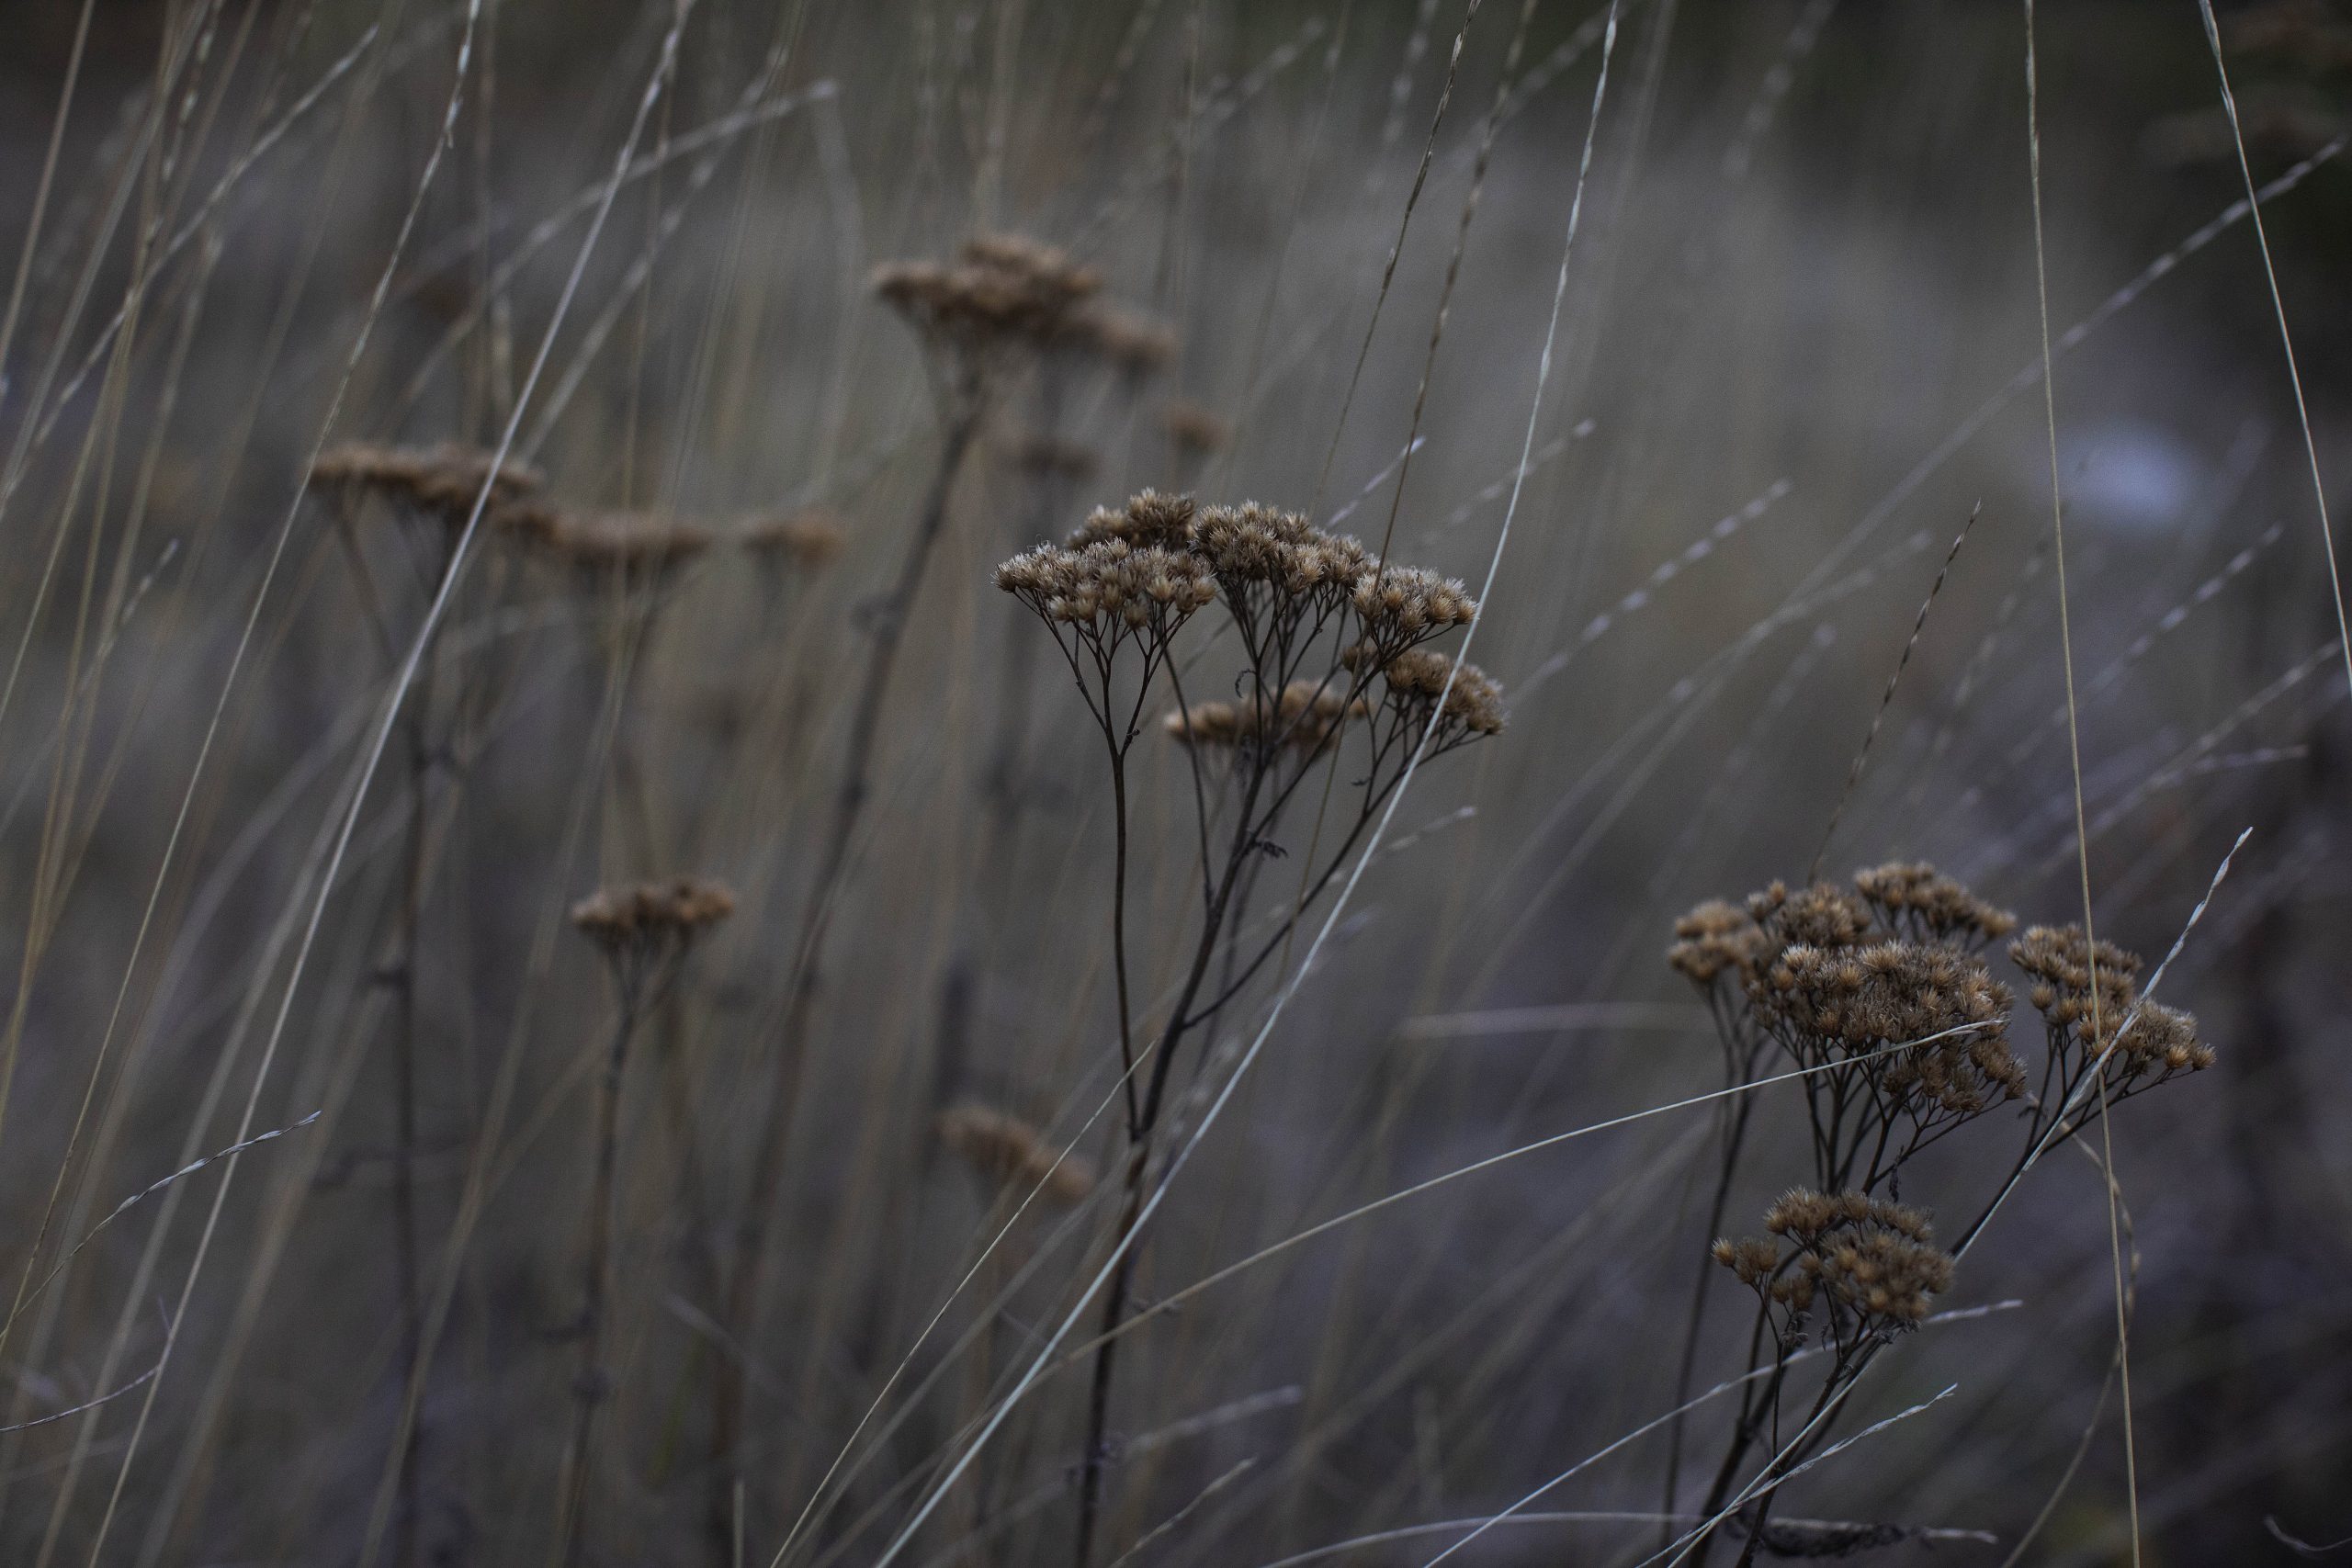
[997,486,1503,1566]
[1668,861,2218,1562]
[560,874,733,1557]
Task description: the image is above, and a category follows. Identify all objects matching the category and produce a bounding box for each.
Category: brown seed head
[873,233,1101,357]
[1734,1188,1952,1331]
[1068,490,1197,551]
[1162,679,1364,760]
[498,502,716,575]
[740,508,848,571]
[1747,881,1877,950]
[1161,400,1232,456]
[1668,899,1773,987]
[1351,563,1479,648]
[1852,861,2018,947]
[935,1105,1095,1205]
[569,876,736,953]
[1750,941,2023,1115]
[310,442,541,527]
[1056,301,1178,376]
[2008,923,2144,1051]
[995,536,1217,636]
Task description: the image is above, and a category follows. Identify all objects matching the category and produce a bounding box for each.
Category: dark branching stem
[1074,662,1410,1568]
[1660,1036,1762,1550]
[387,523,459,1568]
[559,967,651,1568]
[709,387,981,1552]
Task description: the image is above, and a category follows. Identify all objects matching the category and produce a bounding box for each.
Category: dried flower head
[1750,940,2023,1119]
[1747,881,1877,950]
[1852,861,2018,948]
[310,442,541,528]
[1351,645,1506,749]
[1162,679,1363,761]
[1668,899,1773,987]
[1724,1188,1953,1333]
[873,233,1101,362]
[740,508,848,571]
[1762,1187,1934,1246]
[569,878,736,987]
[498,502,715,576]
[1067,489,1197,551]
[994,536,1217,644]
[2111,1001,2218,1084]
[1056,301,1177,377]
[935,1105,1094,1205]
[2009,923,2142,1048]
[1190,502,1373,608]
[1350,563,1479,656]
[1161,400,1232,457]
[1809,1224,1955,1326]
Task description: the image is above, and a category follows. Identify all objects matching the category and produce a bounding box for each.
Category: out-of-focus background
[0,1,2346,1562]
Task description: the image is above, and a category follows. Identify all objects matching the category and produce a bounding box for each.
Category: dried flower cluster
[1673,859,2221,1537]
[740,508,848,572]
[1853,861,2018,949]
[996,537,1217,641]
[1001,491,1504,768]
[1161,400,1231,457]
[876,235,1100,349]
[934,1105,1094,1205]
[570,877,737,951]
[2011,923,2216,1105]
[1351,565,1481,661]
[1068,489,1198,550]
[1000,487,1508,1544]
[497,502,716,576]
[1717,1188,1954,1344]
[1672,861,2218,1195]
[1668,900,1773,987]
[1162,680,1362,761]
[1054,301,1177,376]
[1751,940,2024,1122]
[1748,879,1877,951]
[310,441,542,530]
[1351,645,1507,750]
